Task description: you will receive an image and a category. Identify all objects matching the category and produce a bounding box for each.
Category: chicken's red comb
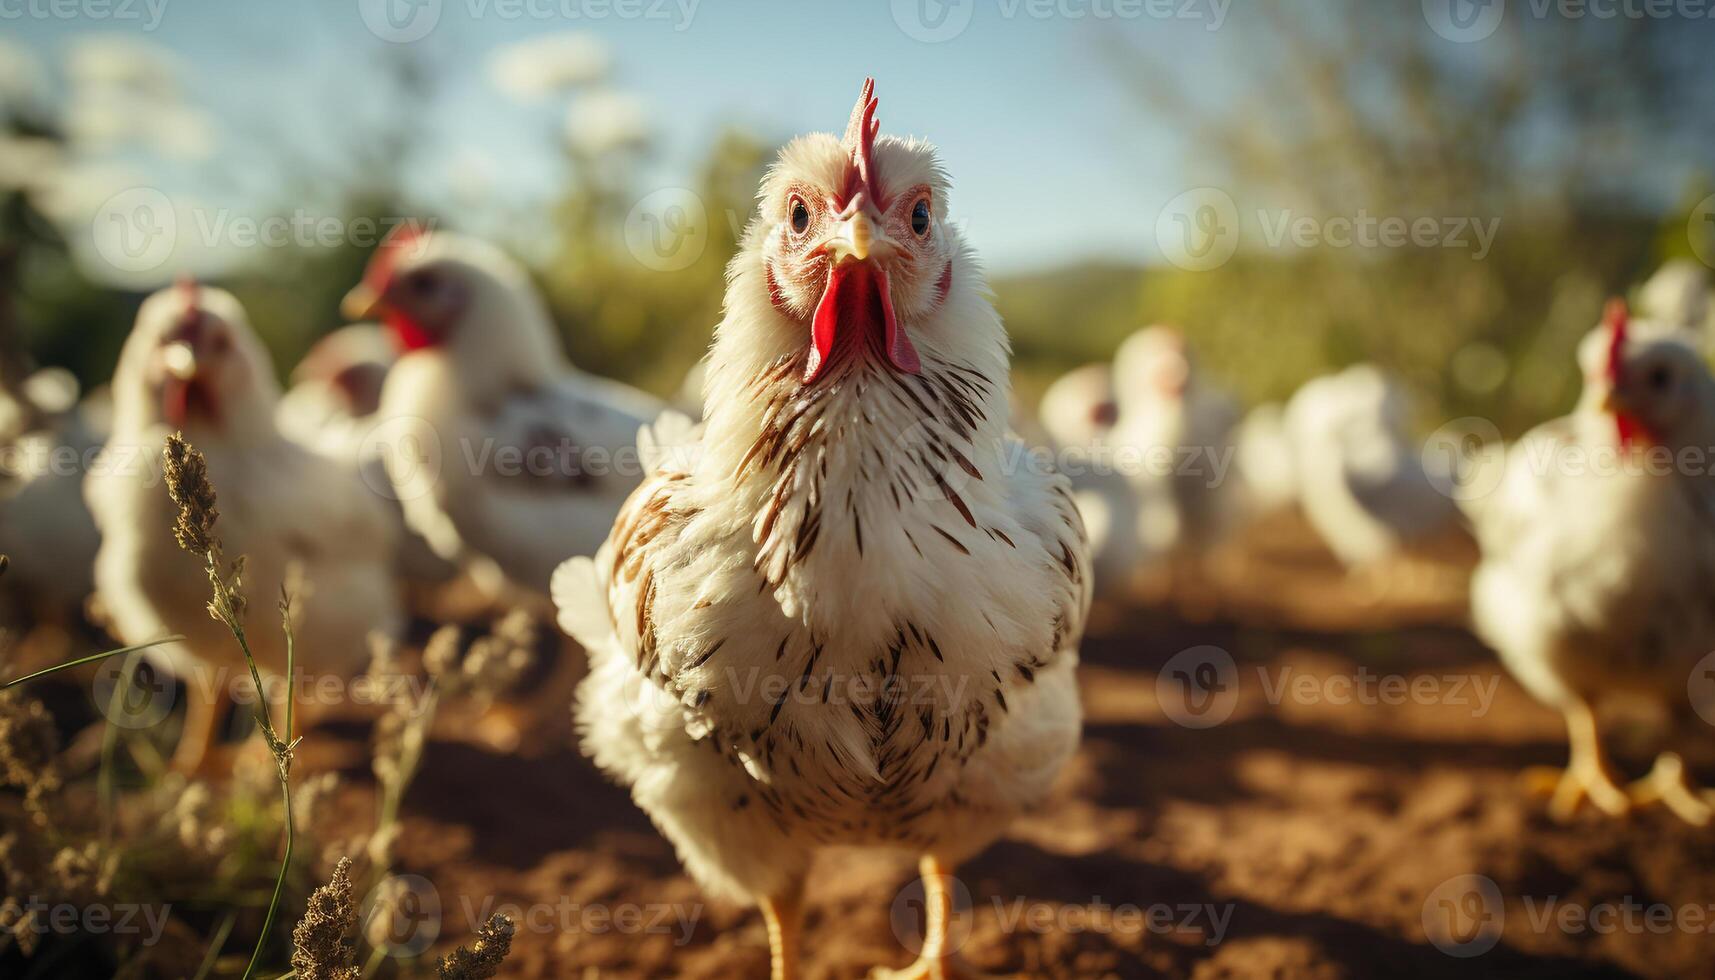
[1603,297,1629,382]
[840,77,881,207]
[175,273,199,307]
[364,222,430,292]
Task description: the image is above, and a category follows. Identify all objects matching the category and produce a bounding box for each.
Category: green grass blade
[2,637,183,689]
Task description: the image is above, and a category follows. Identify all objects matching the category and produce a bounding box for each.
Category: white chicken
[1105,326,1240,586]
[1464,300,1715,825]
[277,323,461,596]
[275,323,394,456]
[1229,401,1297,519]
[1037,363,1116,453]
[1637,259,1710,334]
[86,282,403,773]
[340,230,664,602]
[1038,363,1139,599]
[553,79,1090,979]
[0,368,103,626]
[1284,364,1459,573]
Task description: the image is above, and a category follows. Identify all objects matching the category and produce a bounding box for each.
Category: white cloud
[564,89,650,156]
[0,38,48,108]
[65,34,182,101]
[488,32,611,102]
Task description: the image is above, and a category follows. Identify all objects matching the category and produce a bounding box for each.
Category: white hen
[553,79,1090,980]
[1038,363,1138,599]
[86,282,403,773]
[0,368,103,625]
[1106,326,1240,585]
[278,323,461,595]
[1284,364,1458,571]
[1464,300,1715,825]
[342,230,664,602]
[1637,259,1710,334]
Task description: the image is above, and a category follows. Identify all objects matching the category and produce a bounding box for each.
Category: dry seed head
[421,624,462,682]
[162,434,221,557]
[291,856,359,980]
[436,912,515,980]
[0,691,64,823]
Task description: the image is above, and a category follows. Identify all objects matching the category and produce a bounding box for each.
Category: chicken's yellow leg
[870,856,1002,980]
[1523,700,1630,821]
[761,880,803,980]
[1628,752,1714,827]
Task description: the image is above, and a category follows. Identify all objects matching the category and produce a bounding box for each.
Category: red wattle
[874,268,919,375]
[1616,413,1644,448]
[163,379,220,428]
[803,262,918,383]
[163,379,189,429]
[806,264,847,383]
[386,309,436,352]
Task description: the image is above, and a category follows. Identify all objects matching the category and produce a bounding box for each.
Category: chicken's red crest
[840,77,882,208]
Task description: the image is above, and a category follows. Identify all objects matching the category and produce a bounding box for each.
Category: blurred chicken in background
[278,323,466,610]
[1107,326,1241,603]
[1284,364,1461,596]
[1463,301,1715,825]
[342,229,664,606]
[1038,362,1139,599]
[1230,401,1298,520]
[0,366,103,631]
[86,282,404,775]
[1637,259,1711,337]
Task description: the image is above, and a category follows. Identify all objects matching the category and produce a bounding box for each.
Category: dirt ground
[299,515,1713,980]
[16,515,1715,978]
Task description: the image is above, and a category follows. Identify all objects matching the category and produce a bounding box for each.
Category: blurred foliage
[1063,2,1715,434]
[3,3,1714,436]
[543,127,769,396]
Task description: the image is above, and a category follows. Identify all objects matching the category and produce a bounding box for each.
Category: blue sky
[11,0,1249,273]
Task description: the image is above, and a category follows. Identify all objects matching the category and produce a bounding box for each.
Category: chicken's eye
[410,271,440,296]
[1648,365,1673,391]
[790,197,811,235]
[910,198,931,238]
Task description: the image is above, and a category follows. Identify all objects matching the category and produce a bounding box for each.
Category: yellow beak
[824,210,898,265]
[162,341,198,381]
[341,283,383,321]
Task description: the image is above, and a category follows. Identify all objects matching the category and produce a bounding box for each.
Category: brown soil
[20,514,1715,979]
[332,515,1715,979]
